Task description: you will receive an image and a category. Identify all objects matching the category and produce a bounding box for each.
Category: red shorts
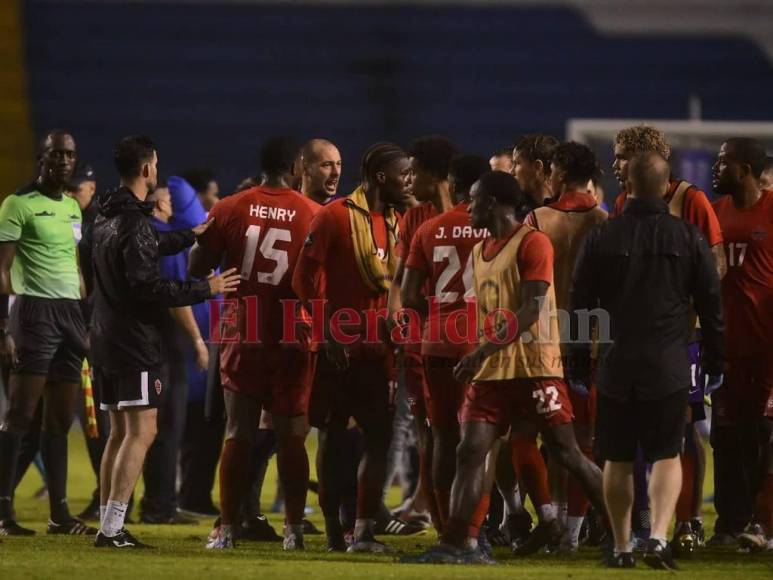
[568,384,597,428]
[220,344,314,417]
[713,358,773,425]
[308,351,394,431]
[424,355,470,429]
[461,378,574,435]
[403,349,428,420]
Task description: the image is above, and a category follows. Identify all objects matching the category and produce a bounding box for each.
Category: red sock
[676,449,695,522]
[434,488,451,532]
[755,473,773,536]
[568,448,593,518]
[219,438,251,526]
[468,493,490,539]
[278,434,309,525]
[511,434,551,508]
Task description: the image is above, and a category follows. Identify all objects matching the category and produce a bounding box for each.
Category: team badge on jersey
[154,379,163,395]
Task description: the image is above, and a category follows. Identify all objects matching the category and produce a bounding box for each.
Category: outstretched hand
[192,219,214,237]
[207,267,241,295]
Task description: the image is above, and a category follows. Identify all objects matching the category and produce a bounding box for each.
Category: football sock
[40,431,71,522]
[219,438,251,526]
[650,535,668,549]
[755,473,773,536]
[511,434,552,514]
[101,500,127,537]
[676,448,696,523]
[554,501,568,529]
[0,430,21,520]
[277,434,309,525]
[468,493,490,539]
[565,515,584,546]
[354,518,375,541]
[538,503,557,522]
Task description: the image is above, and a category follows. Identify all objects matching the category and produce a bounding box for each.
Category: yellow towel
[345,186,399,293]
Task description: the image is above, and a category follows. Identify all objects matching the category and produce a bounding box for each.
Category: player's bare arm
[0,241,17,366]
[453,280,549,382]
[400,265,429,317]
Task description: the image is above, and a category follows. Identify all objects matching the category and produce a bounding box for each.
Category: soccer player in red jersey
[300,139,342,205]
[610,126,725,550]
[408,172,606,564]
[190,138,320,550]
[401,154,490,535]
[526,142,608,552]
[512,134,559,220]
[387,136,457,528]
[711,138,773,552]
[293,143,411,553]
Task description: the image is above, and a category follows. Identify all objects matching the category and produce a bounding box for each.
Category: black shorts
[9,296,87,383]
[597,389,688,463]
[95,367,167,411]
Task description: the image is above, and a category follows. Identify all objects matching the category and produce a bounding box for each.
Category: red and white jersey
[197,186,319,346]
[406,202,488,357]
[712,190,773,360]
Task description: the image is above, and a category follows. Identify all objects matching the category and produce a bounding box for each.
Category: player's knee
[456,436,487,468]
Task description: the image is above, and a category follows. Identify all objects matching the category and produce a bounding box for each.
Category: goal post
[566,118,773,205]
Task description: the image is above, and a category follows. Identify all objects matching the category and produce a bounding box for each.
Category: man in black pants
[91,135,240,548]
[0,131,95,536]
[571,152,724,569]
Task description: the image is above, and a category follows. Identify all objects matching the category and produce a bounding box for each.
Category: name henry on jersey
[249,204,297,222]
[434,225,489,239]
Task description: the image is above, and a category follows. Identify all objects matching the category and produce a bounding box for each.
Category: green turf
[1,429,770,578]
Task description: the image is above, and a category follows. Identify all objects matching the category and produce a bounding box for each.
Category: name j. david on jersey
[434,225,489,239]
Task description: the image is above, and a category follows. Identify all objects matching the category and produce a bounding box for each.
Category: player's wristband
[0,294,8,319]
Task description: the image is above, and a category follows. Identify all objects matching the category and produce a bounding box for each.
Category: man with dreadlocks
[293,142,412,553]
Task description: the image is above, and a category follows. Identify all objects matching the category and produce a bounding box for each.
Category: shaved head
[301,138,342,204]
[626,152,670,199]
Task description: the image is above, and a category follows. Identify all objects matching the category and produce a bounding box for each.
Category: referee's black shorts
[597,388,688,463]
[9,295,87,383]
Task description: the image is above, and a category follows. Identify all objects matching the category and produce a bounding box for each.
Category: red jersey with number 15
[712,190,773,359]
[198,186,319,346]
[406,202,489,357]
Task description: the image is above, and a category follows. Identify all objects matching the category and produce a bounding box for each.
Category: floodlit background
[3,0,773,199]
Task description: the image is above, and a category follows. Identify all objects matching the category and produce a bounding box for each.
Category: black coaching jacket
[90,186,211,371]
[570,196,724,402]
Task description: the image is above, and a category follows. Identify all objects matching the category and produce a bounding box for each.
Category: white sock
[220,524,233,536]
[538,504,556,522]
[650,535,668,548]
[554,502,568,529]
[354,518,375,540]
[101,500,128,537]
[565,516,584,545]
[99,505,106,527]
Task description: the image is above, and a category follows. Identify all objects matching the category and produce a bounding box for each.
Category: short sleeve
[405,221,430,273]
[302,205,336,264]
[517,230,554,284]
[0,196,26,242]
[196,200,227,255]
[684,189,723,247]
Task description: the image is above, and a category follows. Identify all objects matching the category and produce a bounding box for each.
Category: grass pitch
[1,430,770,579]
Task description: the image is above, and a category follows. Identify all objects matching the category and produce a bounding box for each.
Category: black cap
[70,162,96,186]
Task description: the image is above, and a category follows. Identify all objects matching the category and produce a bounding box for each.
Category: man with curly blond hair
[609,125,725,554]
